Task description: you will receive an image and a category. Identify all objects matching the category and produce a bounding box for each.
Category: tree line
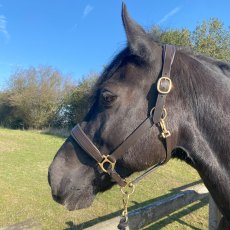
[0,18,229,130]
[0,66,97,129]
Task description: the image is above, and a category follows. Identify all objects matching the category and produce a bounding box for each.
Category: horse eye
[101,91,117,105]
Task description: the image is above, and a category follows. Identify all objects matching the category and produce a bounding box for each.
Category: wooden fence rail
[85,183,218,230]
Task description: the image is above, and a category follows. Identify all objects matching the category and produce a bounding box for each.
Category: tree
[1,18,229,130]
[53,73,98,128]
[150,18,230,62]
[1,66,73,129]
[192,18,230,61]
[151,26,191,47]
[0,91,22,128]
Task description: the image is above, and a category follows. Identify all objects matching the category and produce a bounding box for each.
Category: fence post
[209,195,222,230]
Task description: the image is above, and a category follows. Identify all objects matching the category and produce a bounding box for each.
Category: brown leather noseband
[71,44,176,188]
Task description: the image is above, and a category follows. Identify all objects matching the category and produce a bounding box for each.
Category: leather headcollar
[71,44,176,187]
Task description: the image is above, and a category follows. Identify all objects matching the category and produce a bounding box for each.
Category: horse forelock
[89,46,154,105]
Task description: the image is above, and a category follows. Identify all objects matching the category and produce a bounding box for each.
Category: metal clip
[120,183,135,223]
[159,119,171,138]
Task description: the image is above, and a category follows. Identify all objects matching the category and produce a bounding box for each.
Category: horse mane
[174,47,230,95]
[172,46,230,115]
[189,53,230,79]
[177,44,230,75]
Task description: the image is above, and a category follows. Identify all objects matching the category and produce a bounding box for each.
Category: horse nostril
[52,194,63,204]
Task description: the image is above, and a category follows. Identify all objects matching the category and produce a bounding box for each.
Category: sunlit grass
[0,128,208,229]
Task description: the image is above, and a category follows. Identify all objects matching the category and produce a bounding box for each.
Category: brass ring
[161,108,167,120]
[120,183,135,195]
[150,107,167,120]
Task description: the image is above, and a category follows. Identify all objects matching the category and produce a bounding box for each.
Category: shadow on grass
[64,179,207,230]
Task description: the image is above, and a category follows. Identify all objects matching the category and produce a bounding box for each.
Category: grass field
[0,128,208,229]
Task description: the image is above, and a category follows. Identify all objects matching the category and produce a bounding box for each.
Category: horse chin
[63,190,96,211]
[64,197,95,211]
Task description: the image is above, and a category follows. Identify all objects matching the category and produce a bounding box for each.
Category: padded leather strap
[71,124,103,163]
[152,45,176,124]
[71,124,128,186]
[109,117,153,162]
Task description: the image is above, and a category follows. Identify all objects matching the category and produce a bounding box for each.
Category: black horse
[48,4,230,229]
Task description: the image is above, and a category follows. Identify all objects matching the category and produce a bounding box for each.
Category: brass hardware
[150,107,167,121]
[121,193,129,223]
[120,183,135,223]
[120,182,135,196]
[161,108,167,120]
[157,77,172,94]
[98,155,116,173]
[150,107,170,138]
[159,119,171,138]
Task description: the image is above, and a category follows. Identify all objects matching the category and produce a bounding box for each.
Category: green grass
[0,128,208,229]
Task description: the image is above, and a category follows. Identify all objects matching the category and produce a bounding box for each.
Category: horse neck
[172,50,230,161]
[170,50,230,218]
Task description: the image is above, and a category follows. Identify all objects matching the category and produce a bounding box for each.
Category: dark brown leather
[109,117,152,162]
[71,124,103,163]
[162,45,176,77]
[71,44,176,187]
[107,167,127,187]
[152,45,176,124]
[71,125,128,186]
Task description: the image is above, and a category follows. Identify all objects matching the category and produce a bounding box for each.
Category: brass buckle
[98,155,116,173]
[157,77,172,94]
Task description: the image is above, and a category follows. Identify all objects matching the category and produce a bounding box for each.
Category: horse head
[48,4,177,211]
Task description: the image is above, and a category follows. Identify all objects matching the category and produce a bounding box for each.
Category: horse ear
[122,3,154,62]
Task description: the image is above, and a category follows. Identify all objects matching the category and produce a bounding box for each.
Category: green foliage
[0,91,21,128]
[152,26,191,47]
[150,18,230,62]
[53,74,97,128]
[192,18,230,61]
[0,66,97,129]
[0,66,73,129]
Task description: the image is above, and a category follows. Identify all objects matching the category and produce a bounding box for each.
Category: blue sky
[0,0,229,89]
